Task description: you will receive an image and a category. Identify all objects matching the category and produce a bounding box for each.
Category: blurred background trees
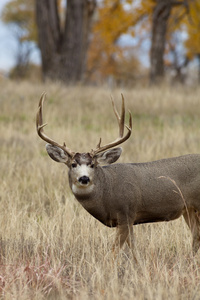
[1,0,37,79]
[1,0,200,86]
[35,0,96,82]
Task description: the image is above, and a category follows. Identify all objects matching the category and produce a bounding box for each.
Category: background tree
[149,0,189,84]
[35,0,96,83]
[165,33,189,84]
[1,0,37,79]
[184,1,200,83]
[87,0,147,86]
[2,0,200,85]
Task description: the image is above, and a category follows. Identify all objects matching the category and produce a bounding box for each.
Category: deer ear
[96,147,122,165]
[46,144,70,163]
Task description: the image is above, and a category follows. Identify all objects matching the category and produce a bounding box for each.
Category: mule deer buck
[36,93,200,255]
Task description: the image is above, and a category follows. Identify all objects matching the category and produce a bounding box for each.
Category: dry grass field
[1,79,200,299]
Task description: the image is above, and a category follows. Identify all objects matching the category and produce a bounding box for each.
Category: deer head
[36,93,132,195]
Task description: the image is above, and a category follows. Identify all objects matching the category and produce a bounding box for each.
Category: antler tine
[111,93,125,138]
[91,94,132,156]
[36,93,74,157]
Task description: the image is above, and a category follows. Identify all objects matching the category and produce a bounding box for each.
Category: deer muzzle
[78,176,90,185]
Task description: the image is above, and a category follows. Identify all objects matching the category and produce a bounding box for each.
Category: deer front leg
[112,224,138,262]
[113,223,135,249]
[126,225,138,262]
[112,224,129,254]
[126,225,134,248]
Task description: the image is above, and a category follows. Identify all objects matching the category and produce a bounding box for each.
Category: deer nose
[78,176,90,185]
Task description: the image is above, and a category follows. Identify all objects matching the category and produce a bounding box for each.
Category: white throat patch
[72,183,94,196]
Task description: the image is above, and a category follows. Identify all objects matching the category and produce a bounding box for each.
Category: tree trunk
[150,0,172,84]
[150,0,188,84]
[35,0,96,83]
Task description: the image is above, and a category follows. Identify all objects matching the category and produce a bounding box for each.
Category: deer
[36,93,200,256]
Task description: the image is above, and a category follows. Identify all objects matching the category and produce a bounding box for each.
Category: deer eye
[91,164,95,168]
[72,163,77,168]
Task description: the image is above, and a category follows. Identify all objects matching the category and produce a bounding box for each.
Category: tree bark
[150,0,172,84]
[35,0,96,83]
[150,0,188,84]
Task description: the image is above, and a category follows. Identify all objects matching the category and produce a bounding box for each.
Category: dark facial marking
[73,153,93,165]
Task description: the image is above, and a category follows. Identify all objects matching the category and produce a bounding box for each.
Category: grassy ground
[0,80,200,299]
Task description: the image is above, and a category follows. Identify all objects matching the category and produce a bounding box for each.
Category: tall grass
[0,80,200,299]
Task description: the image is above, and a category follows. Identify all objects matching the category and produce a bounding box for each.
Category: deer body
[72,154,200,228]
[37,94,200,256]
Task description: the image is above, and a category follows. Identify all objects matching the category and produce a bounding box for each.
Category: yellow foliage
[1,0,37,42]
[94,0,135,44]
[184,1,200,58]
[87,0,150,84]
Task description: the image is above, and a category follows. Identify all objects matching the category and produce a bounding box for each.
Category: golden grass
[0,79,200,299]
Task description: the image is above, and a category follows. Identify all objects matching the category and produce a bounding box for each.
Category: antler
[36,93,75,157]
[91,94,132,156]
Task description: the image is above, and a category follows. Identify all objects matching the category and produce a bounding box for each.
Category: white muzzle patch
[71,164,94,196]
